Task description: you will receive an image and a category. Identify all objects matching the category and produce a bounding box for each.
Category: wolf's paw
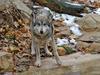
[31,47,35,55]
[34,60,41,67]
[46,51,52,56]
[57,59,62,66]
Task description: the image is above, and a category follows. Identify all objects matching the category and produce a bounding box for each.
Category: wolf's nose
[40,30,43,34]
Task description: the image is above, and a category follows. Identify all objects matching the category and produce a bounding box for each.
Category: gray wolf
[30,6,62,67]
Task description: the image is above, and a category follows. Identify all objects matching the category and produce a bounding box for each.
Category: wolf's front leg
[44,42,52,56]
[51,36,62,65]
[34,42,41,67]
[31,40,35,55]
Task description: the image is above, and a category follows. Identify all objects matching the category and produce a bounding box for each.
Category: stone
[53,20,65,27]
[12,0,32,18]
[0,0,11,11]
[1,53,100,75]
[0,0,32,18]
[65,71,81,75]
[89,42,100,53]
[76,41,92,53]
[76,14,100,53]
[15,52,100,75]
[76,40,90,47]
[76,14,100,32]
[0,51,14,72]
[54,25,71,38]
[79,32,100,43]
[76,40,100,53]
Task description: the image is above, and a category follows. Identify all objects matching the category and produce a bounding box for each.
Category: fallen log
[33,0,87,17]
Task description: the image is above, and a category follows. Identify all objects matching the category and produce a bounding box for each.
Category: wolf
[30,6,62,67]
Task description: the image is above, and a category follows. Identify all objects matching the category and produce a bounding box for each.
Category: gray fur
[30,7,62,67]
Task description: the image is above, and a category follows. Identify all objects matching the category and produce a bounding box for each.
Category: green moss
[58,45,75,54]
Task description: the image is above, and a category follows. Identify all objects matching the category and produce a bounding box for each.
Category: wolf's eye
[34,22,40,26]
[33,23,36,26]
[34,24,36,26]
[44,23,46,26]
[38,23,40,26]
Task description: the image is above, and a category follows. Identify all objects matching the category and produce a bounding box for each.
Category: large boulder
[76,14,100,53]
[13,53,100,75]
[76,41,100,53]
[79,32,100,43]
[76,14,100,32]
[0,0,32,18]
[77,32,100,53]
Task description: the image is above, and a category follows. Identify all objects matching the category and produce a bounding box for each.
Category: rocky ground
[1,52,100,75]
[0,0,100,75]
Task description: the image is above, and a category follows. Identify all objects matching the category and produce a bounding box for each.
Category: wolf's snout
[40,30,43,34]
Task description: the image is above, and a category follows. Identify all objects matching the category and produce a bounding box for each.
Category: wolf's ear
[32,6,42,14]
[32,8,38,15]
[31,6,42,23]
[31,11,36,24]
[31,7,38,23]
[48,14,53,23]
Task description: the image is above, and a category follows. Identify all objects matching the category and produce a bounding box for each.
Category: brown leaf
[8,45,20,53]
[19,27,28,33]
[57,47,66,56]
[23,18,30,25]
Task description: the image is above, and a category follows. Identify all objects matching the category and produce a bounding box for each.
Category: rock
[12,0,32,18]
[54,29,60,33]
[39,52,100,68]
[76,41,100,53]
[76,41,92,53]
[65,71,81,75]
[76,14,100,32]
[55,30,71,38]
[0,51,14,72]
[76,14,100,53]
[14,52,100,75]
[53,20,65,27]
[79,32,100,43]
[0,53,100,75]
[0,0,32,18]
[0,0,11,11]
[89,42,100,53]
[54,20,71,38]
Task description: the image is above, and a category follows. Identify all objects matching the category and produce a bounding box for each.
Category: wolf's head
[31,7,53,38]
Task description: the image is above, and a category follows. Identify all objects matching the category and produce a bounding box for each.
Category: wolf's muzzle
[40,30,43,34]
